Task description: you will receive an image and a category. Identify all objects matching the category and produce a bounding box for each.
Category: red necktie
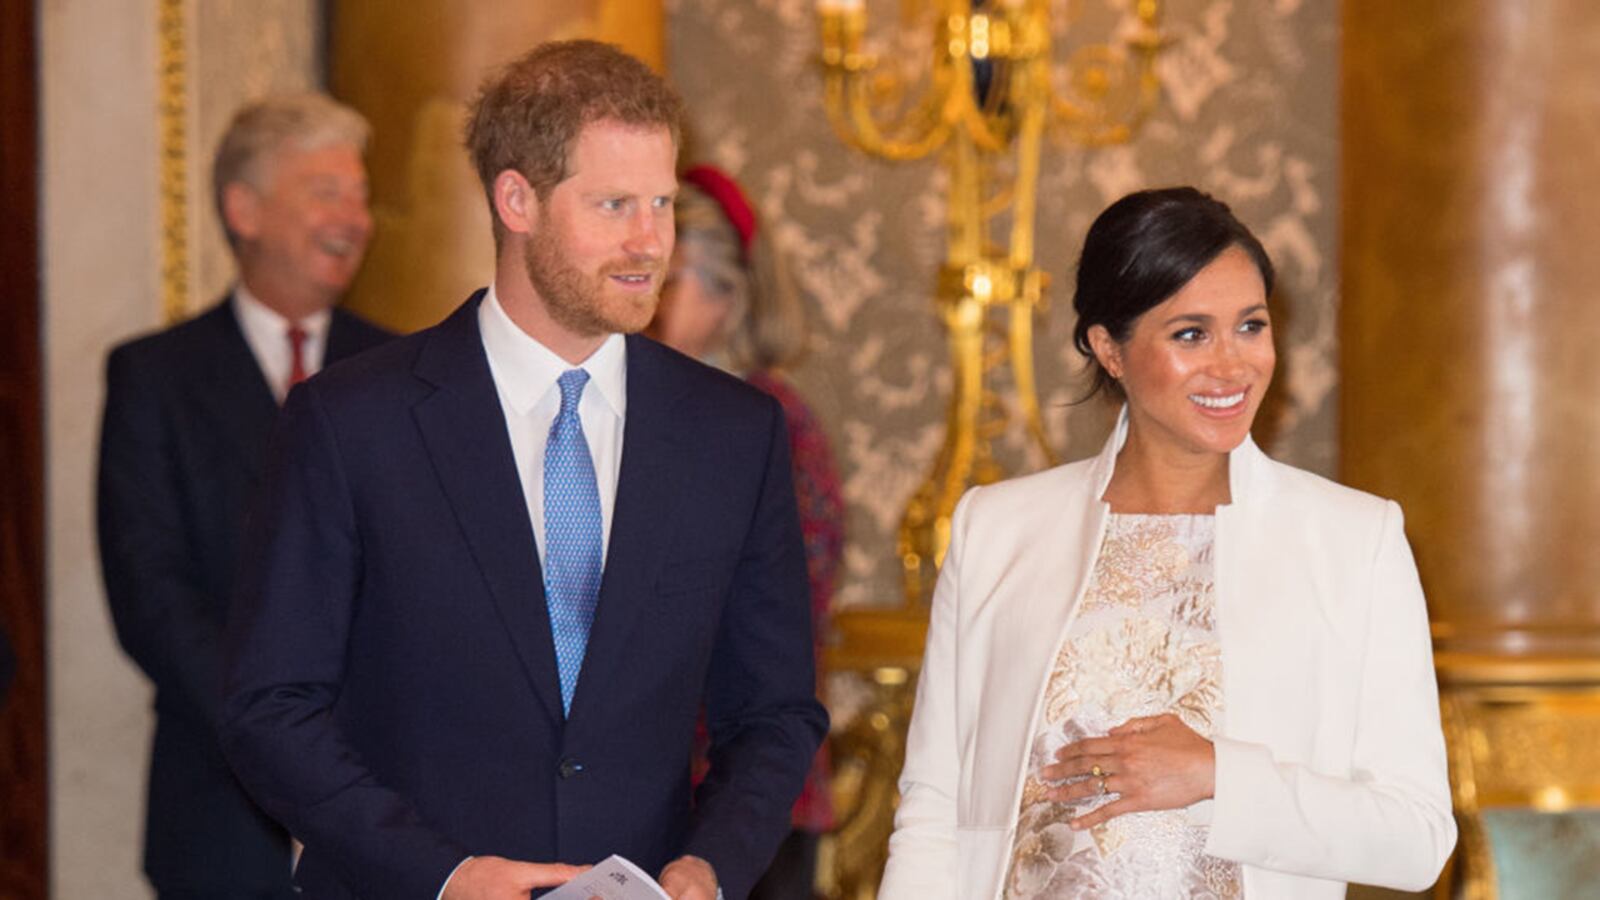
[286,325,309,394]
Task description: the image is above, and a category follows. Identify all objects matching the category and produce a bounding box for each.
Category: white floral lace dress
[1003,514,1242,899]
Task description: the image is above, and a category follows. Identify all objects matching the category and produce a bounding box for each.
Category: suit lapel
[192,301,279,476]
[410,293,565,724]
[567,336,686,722]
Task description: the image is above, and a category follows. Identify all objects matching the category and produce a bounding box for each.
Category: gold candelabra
[815,2,1165,896]
[819,0,1164,606]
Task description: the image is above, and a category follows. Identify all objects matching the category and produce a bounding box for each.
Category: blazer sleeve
[677,396,830,900]
[221,384,467,899]
[877,491,973,900]
[1205,500,1457,890]
[97,345,227,724]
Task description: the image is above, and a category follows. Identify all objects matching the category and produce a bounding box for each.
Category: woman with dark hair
[879,187,1455,899]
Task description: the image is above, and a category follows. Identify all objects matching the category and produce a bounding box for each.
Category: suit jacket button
[558,757,584,779]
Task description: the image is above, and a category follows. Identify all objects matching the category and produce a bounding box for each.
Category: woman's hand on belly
[1040,713,1216,830]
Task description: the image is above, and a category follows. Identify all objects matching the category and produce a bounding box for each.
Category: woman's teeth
[1191,392,1244,409]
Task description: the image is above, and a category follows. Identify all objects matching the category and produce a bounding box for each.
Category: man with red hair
[223,42,825,900]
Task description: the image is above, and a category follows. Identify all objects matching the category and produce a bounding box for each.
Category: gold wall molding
[157,0,193,324]
[157,0,322,324]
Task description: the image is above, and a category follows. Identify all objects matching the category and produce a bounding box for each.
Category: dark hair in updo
[1071,186,1274,400]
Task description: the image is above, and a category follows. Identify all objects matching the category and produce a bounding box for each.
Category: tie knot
[287,325,308,349]
[557,369,590,413]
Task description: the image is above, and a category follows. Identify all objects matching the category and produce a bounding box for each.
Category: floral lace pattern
[1004,514,1241,899]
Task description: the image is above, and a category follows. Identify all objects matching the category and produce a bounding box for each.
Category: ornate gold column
[1344,6,1600,896]
[328,1,663,332]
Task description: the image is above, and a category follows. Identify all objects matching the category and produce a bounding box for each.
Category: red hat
[682,164,757,260]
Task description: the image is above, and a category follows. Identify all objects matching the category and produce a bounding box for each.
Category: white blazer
[879,414,1456,899]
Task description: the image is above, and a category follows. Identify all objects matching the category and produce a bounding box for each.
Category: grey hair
[212,91,370,245]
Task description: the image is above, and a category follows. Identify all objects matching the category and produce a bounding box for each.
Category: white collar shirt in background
[478,283,627,568]
[232,284,333,404]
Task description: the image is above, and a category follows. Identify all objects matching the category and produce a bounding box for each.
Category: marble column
[1342,3,1600,658]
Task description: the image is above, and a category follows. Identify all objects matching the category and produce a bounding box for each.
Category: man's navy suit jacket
[222,293,829,900]
[97,298,391,893]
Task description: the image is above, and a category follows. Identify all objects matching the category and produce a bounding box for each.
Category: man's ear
[221,182,261,241]
[1086,324,1125,380]
[493,170,538,236]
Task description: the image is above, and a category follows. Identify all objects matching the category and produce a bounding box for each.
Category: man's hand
[441,855,587,900]
[1041,713,1216,830]
[658,854,718,900]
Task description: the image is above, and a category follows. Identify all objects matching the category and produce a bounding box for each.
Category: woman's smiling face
[1090,245,1276,460]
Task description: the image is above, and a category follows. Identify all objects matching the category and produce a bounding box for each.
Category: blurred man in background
[97,92,391,899]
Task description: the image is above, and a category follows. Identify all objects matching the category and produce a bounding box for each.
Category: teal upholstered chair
[1436,658,1600,900]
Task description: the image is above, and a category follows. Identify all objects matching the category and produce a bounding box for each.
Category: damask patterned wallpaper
[667,0,1339,612]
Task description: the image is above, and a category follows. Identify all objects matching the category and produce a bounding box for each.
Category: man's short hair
[212,92,371,246]
[464,40,685,223]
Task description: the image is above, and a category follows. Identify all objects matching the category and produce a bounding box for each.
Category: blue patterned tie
[544,369,603,716]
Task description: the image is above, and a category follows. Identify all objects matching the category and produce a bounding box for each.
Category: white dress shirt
[444,288,718,900]
[433,287,631,900]
[232,284,332,403]
[478,283,627,566]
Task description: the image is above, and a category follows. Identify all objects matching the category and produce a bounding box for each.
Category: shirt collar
[232,282,332,340]
[478,282,627,418]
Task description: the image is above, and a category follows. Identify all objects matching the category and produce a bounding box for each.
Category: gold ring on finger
[1091,764,1105,778]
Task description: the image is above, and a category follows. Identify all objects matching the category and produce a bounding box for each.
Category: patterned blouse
[1003,514,1241,899]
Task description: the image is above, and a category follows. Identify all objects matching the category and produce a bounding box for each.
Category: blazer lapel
[566,336,685,722]
[969,411,1119,825]
[1214,437,1293,743]
[410,293,565,724]
[1003,410,1123,666]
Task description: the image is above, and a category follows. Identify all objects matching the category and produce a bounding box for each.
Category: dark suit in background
[98,298,390,896]
[222,295,827,899]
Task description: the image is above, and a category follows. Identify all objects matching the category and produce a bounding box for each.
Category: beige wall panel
[43,2,161,897]
[330,0,664,332]
[1343,3,1600,654]
[44,2,321,897]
